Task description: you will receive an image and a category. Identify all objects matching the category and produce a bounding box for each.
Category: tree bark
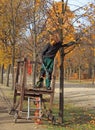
[58,0,65,123]
[32,0,37,86]
[6,64,11,87]
[50,58,57,109]
[0,64,4,84]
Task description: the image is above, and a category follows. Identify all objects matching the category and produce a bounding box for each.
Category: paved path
[55,82,95,108]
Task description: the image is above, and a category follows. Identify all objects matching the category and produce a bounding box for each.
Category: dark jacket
[42,41,75,59]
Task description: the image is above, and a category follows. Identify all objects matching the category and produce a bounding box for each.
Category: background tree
[0,0,28,89]
[64,3,95,83]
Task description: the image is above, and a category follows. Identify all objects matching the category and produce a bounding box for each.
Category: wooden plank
[16,88,53,96]
[25,89,53,95]
[27,88,53,92]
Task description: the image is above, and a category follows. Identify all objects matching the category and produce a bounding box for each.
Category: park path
[0,82,95,130]
[55,82,95,108]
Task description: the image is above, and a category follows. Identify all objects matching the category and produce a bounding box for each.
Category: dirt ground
[0,82,95,130]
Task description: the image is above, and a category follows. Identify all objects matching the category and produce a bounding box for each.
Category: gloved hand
[76,38,80,41]
[68,41,76,46]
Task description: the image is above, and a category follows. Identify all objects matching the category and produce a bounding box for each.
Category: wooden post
[19,58,27,112]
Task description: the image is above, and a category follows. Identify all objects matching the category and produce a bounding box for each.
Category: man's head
[50,33,60,45]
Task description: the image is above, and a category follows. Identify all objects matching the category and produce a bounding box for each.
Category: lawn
[42,103,95,130]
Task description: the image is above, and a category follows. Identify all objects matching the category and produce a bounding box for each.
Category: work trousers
[40,57,54,88]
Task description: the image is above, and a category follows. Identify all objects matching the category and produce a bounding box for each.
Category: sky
[55,0,95,11]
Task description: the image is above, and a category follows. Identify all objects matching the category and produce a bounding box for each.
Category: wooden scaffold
[11,58,56,123]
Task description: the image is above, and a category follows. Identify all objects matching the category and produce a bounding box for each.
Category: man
[36,34,77,90]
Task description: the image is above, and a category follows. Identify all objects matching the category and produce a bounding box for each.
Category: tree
[45,0,75,123]
[64,3,95,83]
[19,0,48,85]
[0,0,27,89]
[45,0,95,123]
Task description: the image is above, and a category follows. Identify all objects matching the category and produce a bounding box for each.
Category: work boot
[36,81,43,88]
[36,77,43,88]
[46,87,51,90]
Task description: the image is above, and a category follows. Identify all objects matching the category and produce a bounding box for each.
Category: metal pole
[27,97,30,119]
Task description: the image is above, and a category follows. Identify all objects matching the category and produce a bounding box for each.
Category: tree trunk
[11,0,16,90]
[59,48,64,123]
[92,66,95,85]
[0,64,4,84]
[11,44,15,90]
[58,0,65,123]
[32,0,37,86]
[6,64,11,87]
[79,65,81,82]
[50,58,57,108]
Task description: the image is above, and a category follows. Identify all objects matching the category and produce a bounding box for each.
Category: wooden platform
[16,83,53,95]
[27,88,53,93]
[16,87,53,97]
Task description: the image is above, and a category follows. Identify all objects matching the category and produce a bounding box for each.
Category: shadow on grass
[63,107,93,126]
[48,104,95,128]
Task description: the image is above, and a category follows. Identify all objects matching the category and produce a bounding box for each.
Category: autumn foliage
[0,0,94,79]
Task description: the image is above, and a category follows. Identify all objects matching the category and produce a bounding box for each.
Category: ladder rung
[29,98,41,101]
[27,116,41,118]
[30,108,41,110]
[30,100,41,102]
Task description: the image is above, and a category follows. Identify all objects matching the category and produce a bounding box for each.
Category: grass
[43,103,95,130]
